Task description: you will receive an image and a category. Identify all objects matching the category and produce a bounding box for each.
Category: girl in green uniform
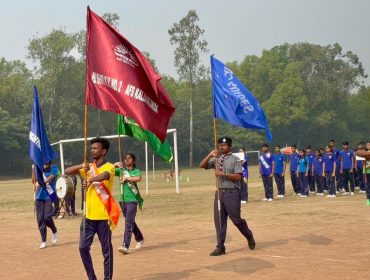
[114,153,144,254]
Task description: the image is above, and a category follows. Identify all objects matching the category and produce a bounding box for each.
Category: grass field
[1,166,369,279]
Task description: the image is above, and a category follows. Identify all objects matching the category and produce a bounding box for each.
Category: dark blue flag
[211,55,272,142]
[29,86,57,201]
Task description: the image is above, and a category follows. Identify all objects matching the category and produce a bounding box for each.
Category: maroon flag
[85,7,175,142]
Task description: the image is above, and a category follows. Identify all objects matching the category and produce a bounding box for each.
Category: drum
[56,176,74,199]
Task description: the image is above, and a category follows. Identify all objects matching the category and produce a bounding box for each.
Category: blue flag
[29,86,57,201]
[211,55,272,142]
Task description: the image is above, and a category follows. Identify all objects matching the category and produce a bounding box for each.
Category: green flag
[117,115,173,163]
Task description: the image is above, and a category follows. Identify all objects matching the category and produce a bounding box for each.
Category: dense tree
[0,58,32,174]
[1,18,369,176]
[168,10,208,167]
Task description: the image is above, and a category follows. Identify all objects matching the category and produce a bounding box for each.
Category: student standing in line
[340,141,356,196]
[312,149,325,196]
[289,145,300,195]
[259,143,274,201]
[323,145,337,198]
[329,139,343,192]
[239,147,249,204]
[297,150,309,197]
[306,146,315,193]
[273,145,287,198]
[320,147,328,193]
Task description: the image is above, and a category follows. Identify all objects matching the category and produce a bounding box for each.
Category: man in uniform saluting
[200,136,256,256]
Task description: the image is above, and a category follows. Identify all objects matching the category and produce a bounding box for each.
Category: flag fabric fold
[117,115,173,163]
[210,55,272,142]
[85,7,175,142]
[29,86,57,201]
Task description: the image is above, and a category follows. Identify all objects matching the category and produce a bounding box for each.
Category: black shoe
[247,236,256,250]
[210,248,226,256]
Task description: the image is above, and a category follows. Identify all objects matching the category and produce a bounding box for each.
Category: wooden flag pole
[83,103,88,234]
[213,118,221,228]
[117,117,124,202]
[31,165,36,217]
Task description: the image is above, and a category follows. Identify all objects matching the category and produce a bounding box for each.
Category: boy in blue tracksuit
[239,147,249,204]
[306,145,315,193]
[312,149,324,195]
[289,145,300,195]
[323,145,337,197]
[306,146,315,193]
[273,145,287,198]
[297,150,310,197]
[259,143,274,201]
[340,141,355,195]
[329,139,343,192]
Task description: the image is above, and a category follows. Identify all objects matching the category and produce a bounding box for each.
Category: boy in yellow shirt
[65,137,118,280]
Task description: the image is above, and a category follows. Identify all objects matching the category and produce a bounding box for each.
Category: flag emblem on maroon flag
[85,7,175,142]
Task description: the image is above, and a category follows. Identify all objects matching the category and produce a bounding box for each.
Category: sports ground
[1,166,369,280]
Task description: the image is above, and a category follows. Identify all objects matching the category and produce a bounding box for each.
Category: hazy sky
[1,0,369,83]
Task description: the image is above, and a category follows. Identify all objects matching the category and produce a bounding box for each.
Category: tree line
[0,10,369,176]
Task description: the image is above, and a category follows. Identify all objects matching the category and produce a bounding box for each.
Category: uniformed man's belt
[219,188,239,192]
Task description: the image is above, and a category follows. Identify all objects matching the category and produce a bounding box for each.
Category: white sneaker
[262,198,268,201]
[278,195,285,198]
[324,190,328,193]
[298,193,302,196]
[135,240,144,249]
[350,192,354,196]
[118,247,129,254]
[326,195,332,198]
[39,242,47,249]
[342,192,349,196]
[301,195,307,198]
[317,193,323,196]
[309,191,315,194]
[332,195,336,197]
[359,190,366,194]
[241,200,247,204]
[51,232,58,245]
[268,198,273,202]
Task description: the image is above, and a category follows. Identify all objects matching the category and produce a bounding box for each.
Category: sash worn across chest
[90,162,121,230]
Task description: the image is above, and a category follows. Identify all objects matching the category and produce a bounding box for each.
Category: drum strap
[90,162,121,230]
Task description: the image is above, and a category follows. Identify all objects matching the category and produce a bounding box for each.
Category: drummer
[34,161,59,249]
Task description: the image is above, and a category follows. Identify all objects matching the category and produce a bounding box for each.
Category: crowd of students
[240,139,370,205]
